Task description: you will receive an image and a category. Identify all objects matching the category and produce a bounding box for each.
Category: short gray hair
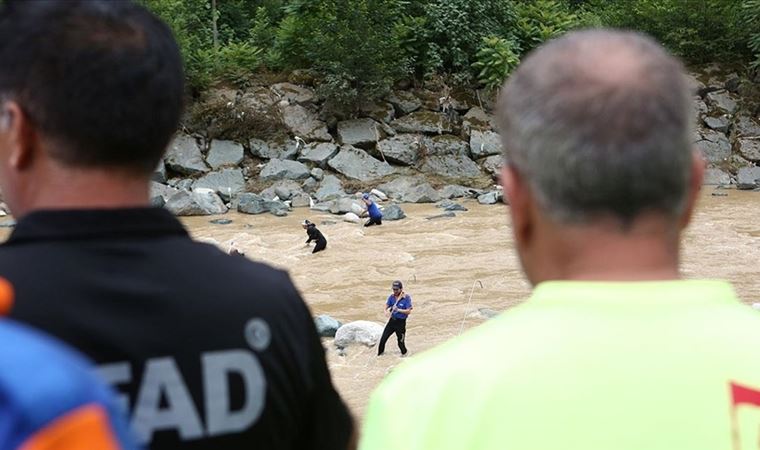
[497,29,694,225]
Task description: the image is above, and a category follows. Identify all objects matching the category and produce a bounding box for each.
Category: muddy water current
[0,190,758,419]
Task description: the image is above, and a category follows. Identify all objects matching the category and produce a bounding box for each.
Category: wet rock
[314,315,343,338]
[206,140,244,169]
[382,204,406,220]
[330,197,363,215]
[440,185,483,199]
[271,82,316,105]
[280,104,332,142]
[210,218,233,225]
[387,90,421,115]
[705,90,738,114]
[419,154,483,178]
[477,191,501,205]
[343,212,361,224]
[711,191,728,197]
[376,134,423,166]
[477,308,499,319]
[314,175,345,202]
[260,159,311,181]
[702,115,730,133]
[737,167,760,190]
[404,183,441,203]
[738,139,760,162]
[165,134,209,176]
[437,200,468,212]
[298,142,339,168]
[703,168,731,186]
[426,212,456,220]
[328,146,394,181]
[695,129,731,162]
[165,189,227,216]
[469,130,502,158]
[391,111,453,134]
[237,193,270,214]
[192,168,245,201]
[334,321,384,348]
[337,118,385,147]
[311,202,332,212]
[268,201,290,216]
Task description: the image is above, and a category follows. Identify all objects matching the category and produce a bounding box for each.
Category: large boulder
[343,212,362,223]
[152,161,167,184]
[359,100,395,123]
[238,86,277,112]
[271,82,316,105]
[387,90,421,115]
[165,189,227,216]
[328,146,394,181]
[334,321,384,348]
[737,167,760,190]
[404,183,441,203]
[192,168,245,201]
[390,111,453,134]
[260,159,311,181]
[735,115,760,137]
[419,154,484,178]
[298,142,339,168]
[291,193,312,208]
[462,107,493,136]
[280,104,332,142]
[314,315,342,338]
[329,197,364,215]
[437,200,468,212]
[738,139,760,162]
[206,140,244,169]
[705,90,738,114]
[249,138,300,160]
[314,175,345,202]
[482,155,505,178]
[237,193,290,215]
[478,191,502,205]
[259,180,303,201]
[337,118,385,147]
[150,181,180,203]
[164,134,209,176]
[377,176,426,200]
[702,115,730,133]
[377,134,423,166]
[695,129,731,162]
[382,204,406,220]
[469,130,502,158]
[703,168,731,186]
[426,135,470,156]
[440,184,482,199]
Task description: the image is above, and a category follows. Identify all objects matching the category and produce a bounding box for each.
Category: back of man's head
[0,0,183,173]
[497,29,694,225]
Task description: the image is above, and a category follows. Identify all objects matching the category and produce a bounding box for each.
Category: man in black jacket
[302,220,327,254]
[0,1,353,449]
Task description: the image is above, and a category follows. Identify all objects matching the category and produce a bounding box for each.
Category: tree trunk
[211,0,219,50]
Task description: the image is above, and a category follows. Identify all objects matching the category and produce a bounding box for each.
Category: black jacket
[0,208,352,450]
[305,224,326,244]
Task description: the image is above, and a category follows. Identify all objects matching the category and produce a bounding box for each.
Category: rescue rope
[457,280,483,335]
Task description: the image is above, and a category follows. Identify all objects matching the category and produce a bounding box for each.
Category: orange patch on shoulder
[19,404,121,450]
[0,277,13,315]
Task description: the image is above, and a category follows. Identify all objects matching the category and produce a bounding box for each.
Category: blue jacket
[386,294,412,320]
[367,201,382,219]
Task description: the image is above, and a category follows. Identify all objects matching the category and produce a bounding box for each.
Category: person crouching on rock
[362,193,383,227]
[302,219,327,253]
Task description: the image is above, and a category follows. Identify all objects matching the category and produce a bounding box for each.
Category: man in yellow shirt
[360,29,760,450]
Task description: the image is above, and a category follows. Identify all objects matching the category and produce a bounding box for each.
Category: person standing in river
[302,219,327,254]
[377,280,412,356]
[362,193,383,227]
[0,1,353,449]
[361,29,760,450]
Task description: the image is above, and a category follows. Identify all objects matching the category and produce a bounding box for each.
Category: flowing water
[1,189,758,419]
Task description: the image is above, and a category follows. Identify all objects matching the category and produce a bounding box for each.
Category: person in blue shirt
[377,280,413,356]
[362,193,383,227]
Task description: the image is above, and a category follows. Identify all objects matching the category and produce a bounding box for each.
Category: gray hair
[497,29,694,225]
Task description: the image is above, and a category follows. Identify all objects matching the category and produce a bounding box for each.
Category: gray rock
[725,74,741,93]
[390,111,453,134]
[404,183,441,203]
[314,315,342,338]
[437,200,468,212]
[260,180,302,200]
[462,107,493,136]
[238,87,277,112]
[275,186,293,200]
[164,134,209,176]
[440,185,482,199]
[738,139,760,162]
[735,115,760,137]
[0,220,16,228]
[249,138,300,160]
[695,130,731,162]
[343,212,361,223]
[328,146,394,181]
[359,101,395,123]
[702,115,730,133]
[172,179,194,191]
[150,195,165,208]
[150,181,180,203]
[737,167,760,190]
[260,159,311,181]
[310,167,324,181]
[376,176,425,200]
[330,197,364,215]
[314,175,345,202]
[477,308,499,319]
[210,219,233,225]
[686,74,706,95]
[271,82,316,105]
[337,118,385,147]
[703,168,731,186]
[165,190,227,216]
[426,212,456,220]
[370,189,388,201]
[419,154,483,178]
[694,99,708,118]
[482,155,504,178]
[382,204,406,220]
[477,191,501,205]
[387,90,421,115]
[302,177,318,193]
[711,191,729,197]
[291,193,311,208]
[280,104,332,142]
[469,130,502,158]
[152,161,167,183]
[426,135,470,157]
[192,169,246,201]
[334,321,384,348]
[206,140,244,169]
[311,202,333,212]
[705,90,738,114]
[298,142,339,168]
[376,134,423,166]
[268,201,290,216]
[237,193,270,214]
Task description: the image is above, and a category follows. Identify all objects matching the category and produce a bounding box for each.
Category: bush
[514,0,581,53]
[744,0,760,69]
[472,37,521,90]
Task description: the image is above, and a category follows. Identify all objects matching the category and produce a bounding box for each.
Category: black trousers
[313,239,327,253]
[364,217,382,227]
[378,317,407,355]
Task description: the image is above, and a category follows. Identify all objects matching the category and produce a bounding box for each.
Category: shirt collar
[5,207,188,244]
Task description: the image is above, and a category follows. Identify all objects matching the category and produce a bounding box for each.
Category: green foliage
[472,37,521,90]
[515,0,580,53]
[744,0,760,69]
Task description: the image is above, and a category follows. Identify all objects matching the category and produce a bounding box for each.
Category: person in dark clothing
[377,280,413,356]
[0,2,354,449]
[302,220,327,254]
[362,193,383,227]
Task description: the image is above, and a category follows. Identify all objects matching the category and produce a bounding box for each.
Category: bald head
[497,29,694,225]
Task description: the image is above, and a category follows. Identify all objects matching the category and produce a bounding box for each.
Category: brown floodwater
[0,189,758,419]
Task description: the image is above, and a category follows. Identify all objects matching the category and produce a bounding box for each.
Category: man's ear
[679,150,705,230]
[1,102,36,170]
